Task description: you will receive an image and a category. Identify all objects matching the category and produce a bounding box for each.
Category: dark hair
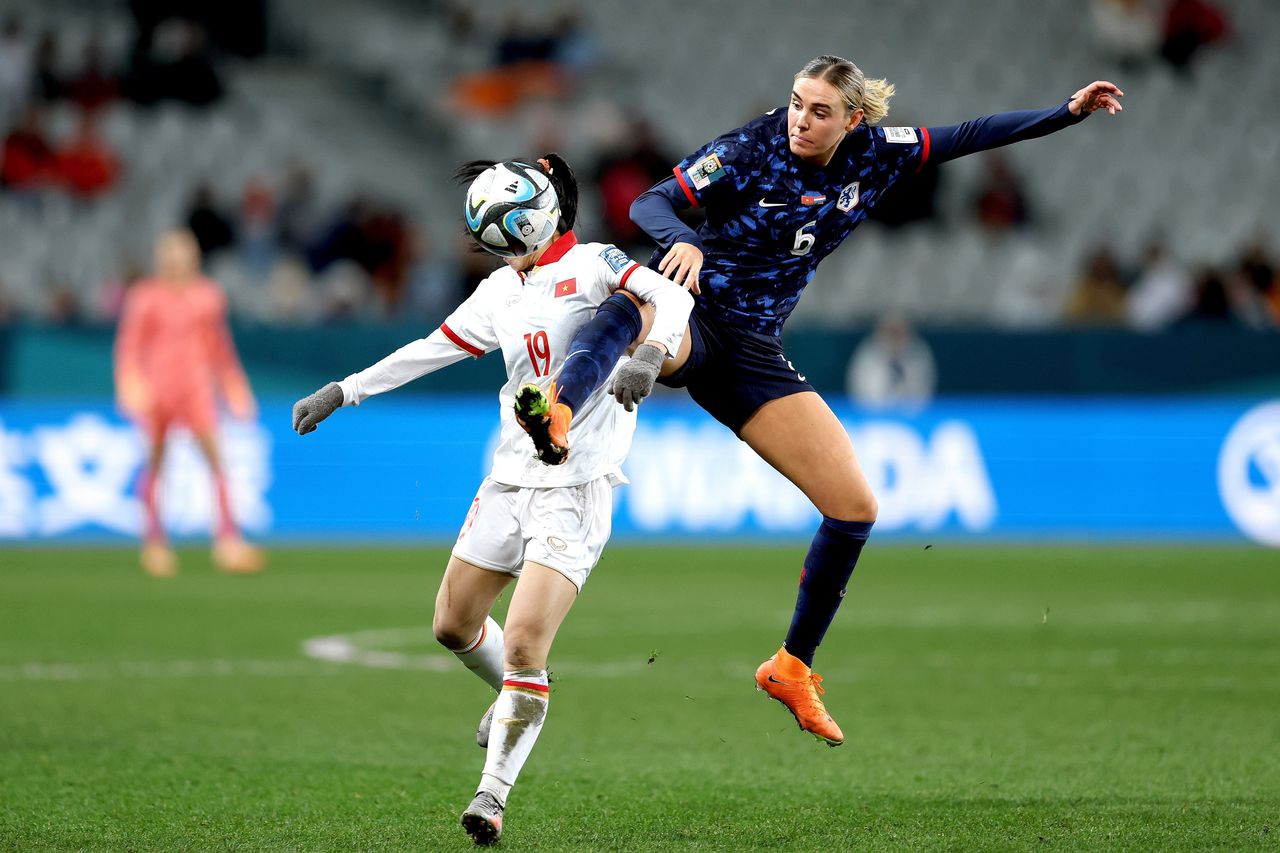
[454,152,579,235]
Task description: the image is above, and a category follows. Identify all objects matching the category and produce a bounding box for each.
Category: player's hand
[608,343,666,412]
[116,372,152,419]
[225,379,257,420]
[1068,81,1124,116]
[292,382,344,435]
[658,242,703,295]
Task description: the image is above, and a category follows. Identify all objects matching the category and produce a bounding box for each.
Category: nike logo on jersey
[759,198,787,208]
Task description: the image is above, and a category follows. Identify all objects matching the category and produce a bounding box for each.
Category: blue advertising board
[0,396,1277,545]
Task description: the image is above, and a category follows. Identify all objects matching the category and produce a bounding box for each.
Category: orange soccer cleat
[755,646,845,747]
[513,381,572,465]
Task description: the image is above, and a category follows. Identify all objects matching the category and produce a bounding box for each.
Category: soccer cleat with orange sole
[513,381,572,465]
[755,646,845,746]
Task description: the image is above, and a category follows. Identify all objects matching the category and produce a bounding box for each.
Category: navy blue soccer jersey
[668,108,929,335]
[634,100,1087,336]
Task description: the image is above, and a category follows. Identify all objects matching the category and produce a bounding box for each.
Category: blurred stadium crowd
[0,0,1275,331]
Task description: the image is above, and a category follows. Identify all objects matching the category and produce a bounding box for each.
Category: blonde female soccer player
[549,56,1124,746]
[292,154,692,846]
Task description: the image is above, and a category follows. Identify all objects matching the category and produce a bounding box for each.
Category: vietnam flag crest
[554,278,577,298]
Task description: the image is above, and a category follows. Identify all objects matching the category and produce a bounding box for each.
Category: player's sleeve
[631,125,766,250]
[921,100,1088,166]
[113,288,147,387]
[630,177,701,250]
[337,278,500,406]
[208,289,252,402]
[593,245,693,357]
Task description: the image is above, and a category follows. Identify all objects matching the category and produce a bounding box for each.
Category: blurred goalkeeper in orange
[114,228,264,577]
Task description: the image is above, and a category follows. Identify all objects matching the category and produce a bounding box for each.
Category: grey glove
[609,343,665,412]
[292,382,344,435]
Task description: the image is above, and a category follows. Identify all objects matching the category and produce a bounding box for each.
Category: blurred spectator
[1127,238,1192,331]
[126,20,223,107]
[971,154,1030,232]
[164,22,223,106]
[459,231,501,297]
[1160,0,1229,75]
[406,230,464,325]
[846,314,937,412]
[591,118,674,248]
[308,197,370,273]
[0,17,32,121]
[239,177,277,280]
[66,34,120,113]
[551,8,600,76]
[1,105,55,190]
[362,207,412,314]
[54,114,121,198]
[1236,239,1278,327]
[495,13,556,66]
[870,164,942,229]
[48,281,83,325]
[186,183,237,257]
[1065,245,1129,325]
[1183,266,1232,323]
[1091,0,1160,70]
[275,161,323,257]
[32,32,62,102]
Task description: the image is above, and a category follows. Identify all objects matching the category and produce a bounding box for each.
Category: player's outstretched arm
[292,383,344,435]
[925,80,1123,165]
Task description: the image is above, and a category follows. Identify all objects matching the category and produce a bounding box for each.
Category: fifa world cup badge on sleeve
[687,153,726,190]
[600,246,633,274]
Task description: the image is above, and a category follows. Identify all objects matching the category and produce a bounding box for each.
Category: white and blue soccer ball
[464,161,560,258]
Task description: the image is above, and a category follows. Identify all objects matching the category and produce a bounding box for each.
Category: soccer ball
[464,161,560,258]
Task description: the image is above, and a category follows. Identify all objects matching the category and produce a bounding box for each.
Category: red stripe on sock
[502,679,549,693]
[458,623,487,655]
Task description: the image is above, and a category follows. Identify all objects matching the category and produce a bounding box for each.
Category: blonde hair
[794,54,895,126]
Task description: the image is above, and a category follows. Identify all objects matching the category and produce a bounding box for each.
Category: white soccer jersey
[337,231,693,489]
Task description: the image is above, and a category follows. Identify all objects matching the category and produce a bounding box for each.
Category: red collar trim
[535,230,577,266]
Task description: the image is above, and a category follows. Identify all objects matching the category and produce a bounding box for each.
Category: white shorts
[450,476,615,592]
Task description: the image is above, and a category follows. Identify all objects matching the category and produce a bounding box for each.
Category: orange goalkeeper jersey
[114,277,251,430]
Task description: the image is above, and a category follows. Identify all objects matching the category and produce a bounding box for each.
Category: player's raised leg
[463,561,576,845]
[513,292,643,465]
[740,391,877,746]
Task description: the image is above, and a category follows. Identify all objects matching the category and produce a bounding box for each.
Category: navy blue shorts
[658,306,815,435]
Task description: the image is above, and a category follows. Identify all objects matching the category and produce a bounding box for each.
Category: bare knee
[502,627,549,670]
[818,490,878,524]
[433,611,478,652]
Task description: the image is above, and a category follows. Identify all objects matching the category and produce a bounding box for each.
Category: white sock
[451,617,504,692]
[477,668,549,804]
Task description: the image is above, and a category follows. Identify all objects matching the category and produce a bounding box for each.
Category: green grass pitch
[2,545,1278,851]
